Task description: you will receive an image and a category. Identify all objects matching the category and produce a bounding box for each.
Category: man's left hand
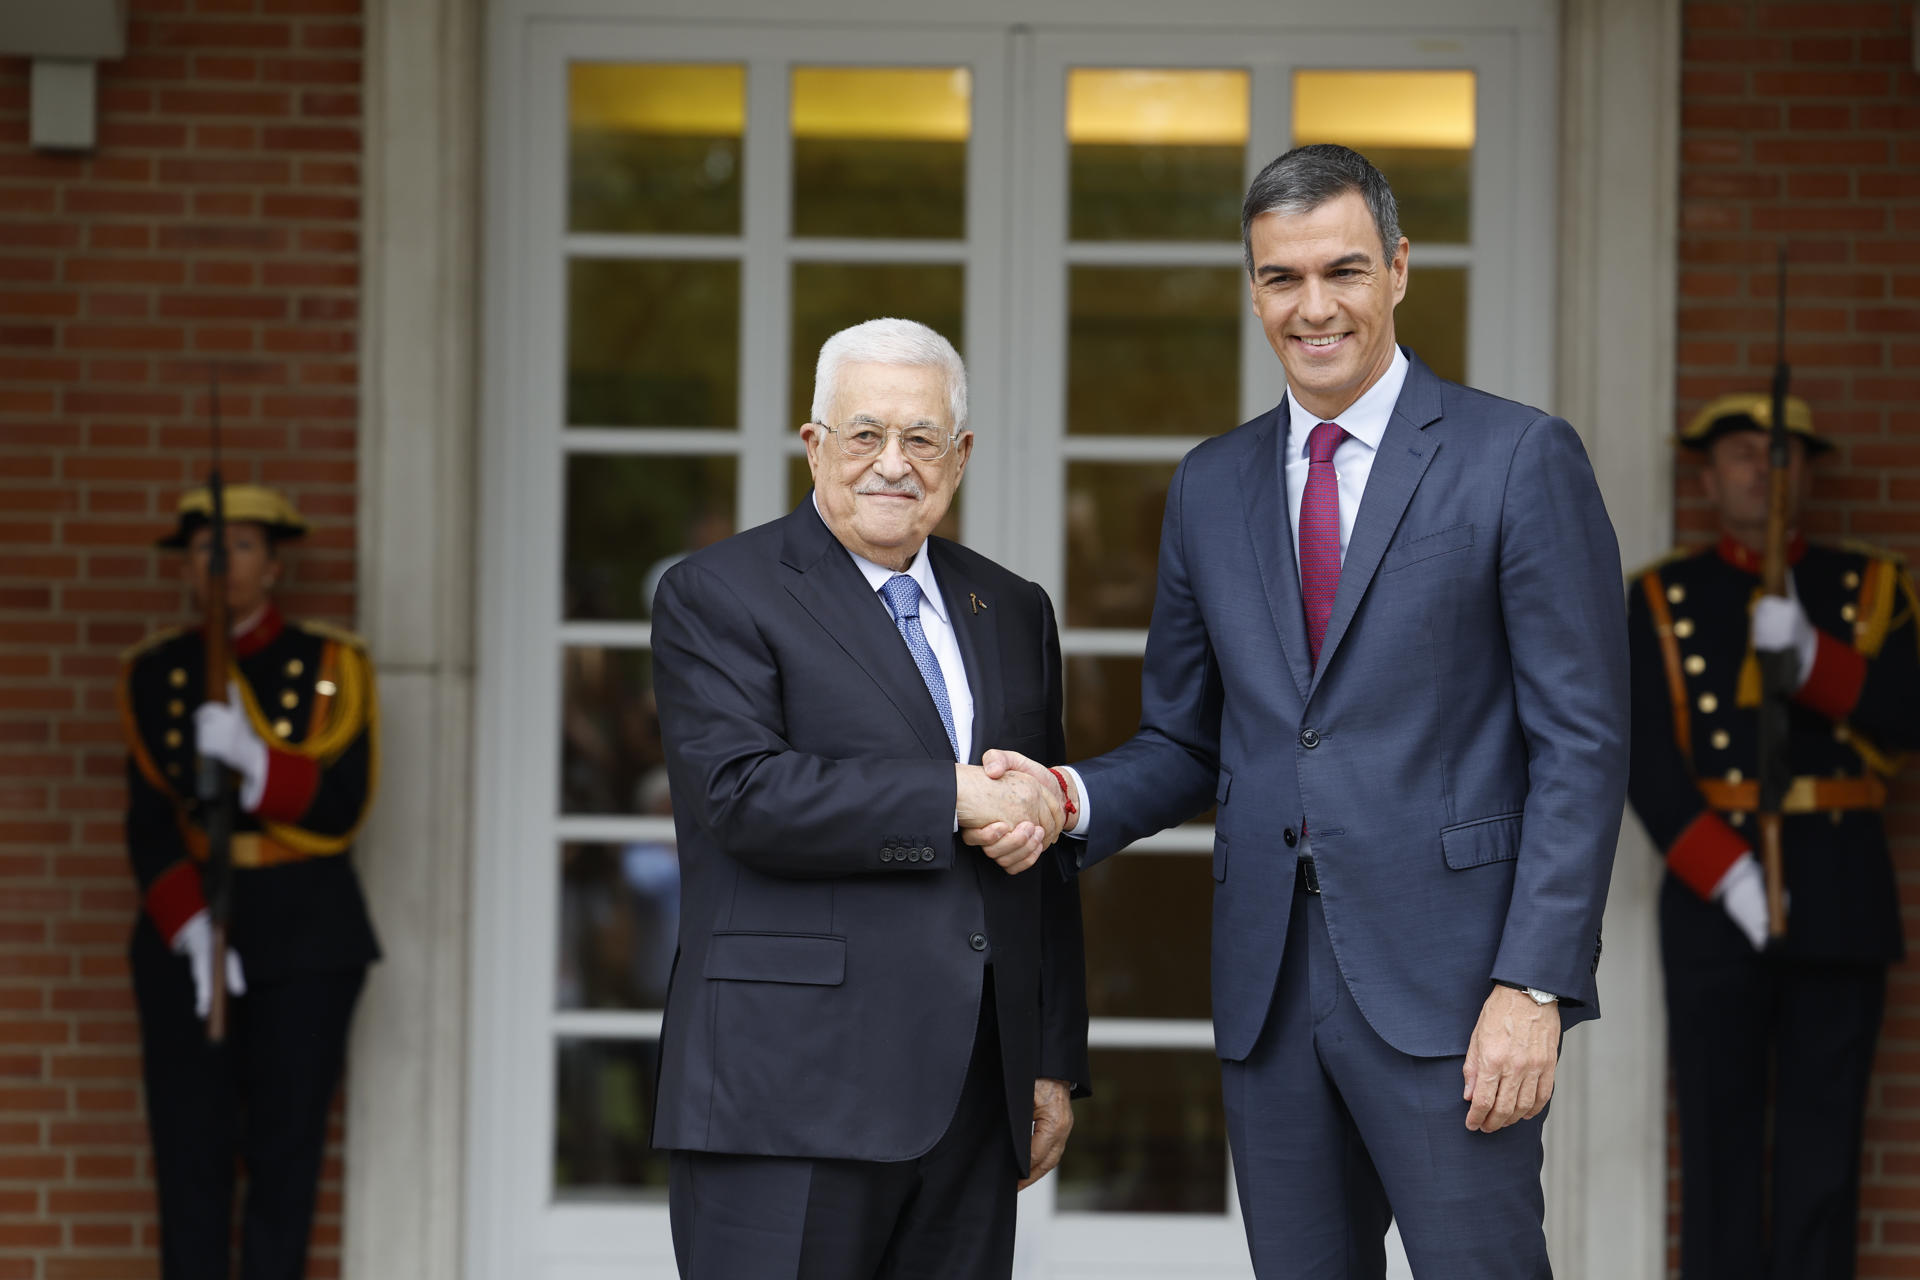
[1018,1078,1074,1190]
[1462,986,1560,1133]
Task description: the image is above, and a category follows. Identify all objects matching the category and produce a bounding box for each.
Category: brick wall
[0,0,361,1274]
[1675,0,1920,1273]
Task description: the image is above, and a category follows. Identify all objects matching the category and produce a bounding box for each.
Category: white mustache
[856,482,923,498]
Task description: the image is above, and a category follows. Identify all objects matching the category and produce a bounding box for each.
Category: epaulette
[293,618,369,651]
[1627,546,1699,583]
[1833,537,1907,568]
[120,625,192,669]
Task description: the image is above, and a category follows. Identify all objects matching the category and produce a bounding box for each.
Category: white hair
[810,317,969,433]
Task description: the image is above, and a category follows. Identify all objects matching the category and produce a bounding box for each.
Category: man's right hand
[961,750,1076,873]
[1713,852,1770,951]
[170,909,247,1020]
[956,762,1064,874]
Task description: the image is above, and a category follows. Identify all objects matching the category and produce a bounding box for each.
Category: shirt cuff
[1060,766,1091,837]
[145,860,207,943]
[1794,630,1866,722]
[1665,809,1751,900]
[252,748,320,822]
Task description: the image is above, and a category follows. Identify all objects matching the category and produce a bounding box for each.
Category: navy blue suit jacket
[1075,350,1629,1061]
[650,500,1090,1169]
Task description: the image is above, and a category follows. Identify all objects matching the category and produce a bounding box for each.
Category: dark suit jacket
[1075,350,1629,1061]
[650,499,1090,1170]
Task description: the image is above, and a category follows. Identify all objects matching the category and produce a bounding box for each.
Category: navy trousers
[1222,866,1552,1279]
[1664,935,1884,1280]
[130,924,365,1280]
[667,970,1019,1280]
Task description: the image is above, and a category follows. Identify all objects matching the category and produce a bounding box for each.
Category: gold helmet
[1679,392,1830,455]
[156,484,309,548]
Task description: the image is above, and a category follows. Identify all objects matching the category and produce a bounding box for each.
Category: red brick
[1753,138,1889,165]
[155,88,289,116]
[152,20,292,51]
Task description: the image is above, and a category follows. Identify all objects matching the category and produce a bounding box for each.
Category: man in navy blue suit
[976,145,1630,1277]
[651,319,1089,1280]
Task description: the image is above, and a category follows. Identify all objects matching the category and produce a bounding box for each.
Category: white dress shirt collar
[1285,344,1411,458]
[813,494,949,619]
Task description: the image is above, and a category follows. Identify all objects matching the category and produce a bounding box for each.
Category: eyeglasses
[815,421,959,462]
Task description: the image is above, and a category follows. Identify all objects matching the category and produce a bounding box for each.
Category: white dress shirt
[818,499,974,763]
[1283,345,1409,574]
[1062,347,1411,838]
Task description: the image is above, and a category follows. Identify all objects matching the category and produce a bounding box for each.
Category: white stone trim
[343,1,483,1277]
[1544,2,1680,1277]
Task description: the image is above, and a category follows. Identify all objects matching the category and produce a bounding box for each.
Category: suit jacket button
[1299,729,1320,749]
[881,849,894,862]
[908,849,922,862]
[920,846,934,860]
[1284,827,1297,847]
[968,932,987,952]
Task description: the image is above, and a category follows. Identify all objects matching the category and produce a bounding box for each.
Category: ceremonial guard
[119,485,381,1280]
[1627,394,1920,1280]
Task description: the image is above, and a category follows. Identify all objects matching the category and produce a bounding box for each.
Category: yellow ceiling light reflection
[1293,71,1476,150]
[1067,69,1249,146]
[791,68,972,141]
[570,63,745,136]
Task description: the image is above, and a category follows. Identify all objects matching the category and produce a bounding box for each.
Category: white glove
[1752,581,1817,691]
[1712,853,1771,952]
[169,909,247,1020]
[194,686,269,812]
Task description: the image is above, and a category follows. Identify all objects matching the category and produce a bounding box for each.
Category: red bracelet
[1048,768,1079,825]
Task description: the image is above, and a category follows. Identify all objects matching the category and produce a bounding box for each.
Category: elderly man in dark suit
[978,145,1630,1277]
[649,318,1089,1280]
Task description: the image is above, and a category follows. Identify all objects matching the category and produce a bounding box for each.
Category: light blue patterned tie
[880,574,959,761]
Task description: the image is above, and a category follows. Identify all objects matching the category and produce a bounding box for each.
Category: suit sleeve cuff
[144,860,207,942]
[1794,630,1865,722]
[251,747,320,822]
[1665,809,1751,900]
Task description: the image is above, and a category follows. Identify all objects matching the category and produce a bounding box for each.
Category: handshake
[954,750,1082,875]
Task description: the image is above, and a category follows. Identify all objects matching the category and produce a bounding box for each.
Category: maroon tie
[1300,421,1348,667]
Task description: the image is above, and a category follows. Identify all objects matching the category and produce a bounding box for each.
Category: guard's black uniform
[1627,534,1920,1280]
[119,605,380,1280]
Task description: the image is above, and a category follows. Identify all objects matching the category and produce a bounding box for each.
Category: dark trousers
[1222,879,1552,1279]
[1665,942,1885,1280]
[668,972,1019,1280]
[130,928,366,1280]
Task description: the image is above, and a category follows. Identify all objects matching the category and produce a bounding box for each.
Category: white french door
[472,6,1556,1279]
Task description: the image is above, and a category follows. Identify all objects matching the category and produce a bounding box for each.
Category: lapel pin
[970,592,986,615]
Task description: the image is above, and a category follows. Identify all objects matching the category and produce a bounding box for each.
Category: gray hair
[1240,144,1403,276]
[811,318,969,433]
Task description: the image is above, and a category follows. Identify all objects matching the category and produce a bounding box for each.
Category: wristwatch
[1521,987,1559,1006]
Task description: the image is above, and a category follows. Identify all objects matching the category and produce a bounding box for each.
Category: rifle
[1756,248,1796,941]
[196,371,236,1042]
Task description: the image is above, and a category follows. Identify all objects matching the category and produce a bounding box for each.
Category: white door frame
[344,1,1680,1277]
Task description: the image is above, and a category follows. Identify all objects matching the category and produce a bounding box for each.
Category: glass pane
[1080,852,1210,1019]
[567,258,739,427]
[558,841,679,1010]
[1292,70,1474,245]
[789,262,964,428]
[1067,69,1248,242]
[792,67,969,239]
[1065,463,1175,629]
[1054,1048,1228,1213]
[1066,654,1142,767]
[554,1037,670,1198]
[564,454,735,620]
[1395,265,1467,386]
[559,648,666,816]
[786,451,961,545]
[568,63,743,235]
[1067,266,1241,436]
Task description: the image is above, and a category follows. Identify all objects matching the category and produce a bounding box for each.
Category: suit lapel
[1238,405,1315,702]
[929,540,998,766]
[780,504,957,761]
[1307,358,1445,699]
